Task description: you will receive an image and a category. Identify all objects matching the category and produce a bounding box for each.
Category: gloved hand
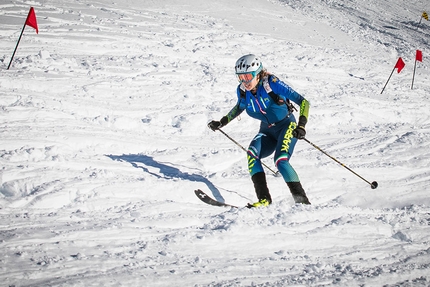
[208,116,228,131]
[293,115,307,139]
[292,126,306,139]
[208,120,222,131]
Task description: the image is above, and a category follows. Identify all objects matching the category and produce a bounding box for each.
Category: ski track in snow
[1,0,430,286]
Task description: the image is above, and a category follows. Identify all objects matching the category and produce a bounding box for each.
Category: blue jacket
[225,74,308,126]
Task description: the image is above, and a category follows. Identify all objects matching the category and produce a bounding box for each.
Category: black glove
[208,116,229,131]
[208,120,222,131]
[292,126,306,139]
[293,115,307,139]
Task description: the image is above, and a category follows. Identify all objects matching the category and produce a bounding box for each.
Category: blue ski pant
[247,115,300,182]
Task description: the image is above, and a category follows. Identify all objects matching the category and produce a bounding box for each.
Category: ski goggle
[237,71,258,84]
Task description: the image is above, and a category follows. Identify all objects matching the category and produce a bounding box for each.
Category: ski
[194,189,238,208]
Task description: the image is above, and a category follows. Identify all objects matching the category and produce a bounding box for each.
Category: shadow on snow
[106,154,225,202]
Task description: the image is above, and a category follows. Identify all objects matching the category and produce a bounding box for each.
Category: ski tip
[194,189,239,208]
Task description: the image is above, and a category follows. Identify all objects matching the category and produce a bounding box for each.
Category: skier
[208,54,311,207]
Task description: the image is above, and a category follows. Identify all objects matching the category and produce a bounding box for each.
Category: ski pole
[303,138,378,189]
[217,128,279,176]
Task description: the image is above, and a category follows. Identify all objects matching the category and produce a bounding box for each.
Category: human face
[242,74,259,91]
[237,72,259,91]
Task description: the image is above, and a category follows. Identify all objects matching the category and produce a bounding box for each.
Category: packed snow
[1,0,429,286]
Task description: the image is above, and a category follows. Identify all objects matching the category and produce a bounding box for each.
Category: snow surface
[1,0,430,286]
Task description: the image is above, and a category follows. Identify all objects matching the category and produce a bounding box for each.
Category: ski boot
[248,172,272,208]
[287,181,311,205]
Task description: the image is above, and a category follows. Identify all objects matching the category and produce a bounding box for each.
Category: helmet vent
[235,54,262,74]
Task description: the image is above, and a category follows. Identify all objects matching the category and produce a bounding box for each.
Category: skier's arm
[222,102,244,125]
[298,98,309,129]
[208,89,245,131]
[271,76,310,138]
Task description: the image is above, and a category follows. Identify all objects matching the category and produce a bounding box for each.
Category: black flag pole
[380,66,395,94]
[381,58,404,94]
[7,22,27,70]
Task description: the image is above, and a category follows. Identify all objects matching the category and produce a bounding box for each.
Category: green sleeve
[298,99,310,127]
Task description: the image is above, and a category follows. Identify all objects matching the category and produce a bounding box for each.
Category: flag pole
[415,14,423,31]
[380,67,395,94]
[411,58,417,90]
[7,22,27,70]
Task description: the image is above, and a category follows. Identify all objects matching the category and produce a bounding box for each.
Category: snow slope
[1,0,429,286]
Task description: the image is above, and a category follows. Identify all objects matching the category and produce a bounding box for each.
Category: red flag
[394,57,405,73]
[25,7,38,34]
[416,50,423,62]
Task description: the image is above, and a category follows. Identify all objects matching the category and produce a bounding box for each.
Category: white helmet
[235,54,263,74]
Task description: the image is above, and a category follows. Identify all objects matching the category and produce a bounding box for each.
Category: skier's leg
[287,181,311,205]
[251,172,271,204]
[274,121,311,204]
[248,132,276,204]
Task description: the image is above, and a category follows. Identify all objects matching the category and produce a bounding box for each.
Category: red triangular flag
[394,57,405,73]
[416,50,423,62]
[25,7,38,34]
